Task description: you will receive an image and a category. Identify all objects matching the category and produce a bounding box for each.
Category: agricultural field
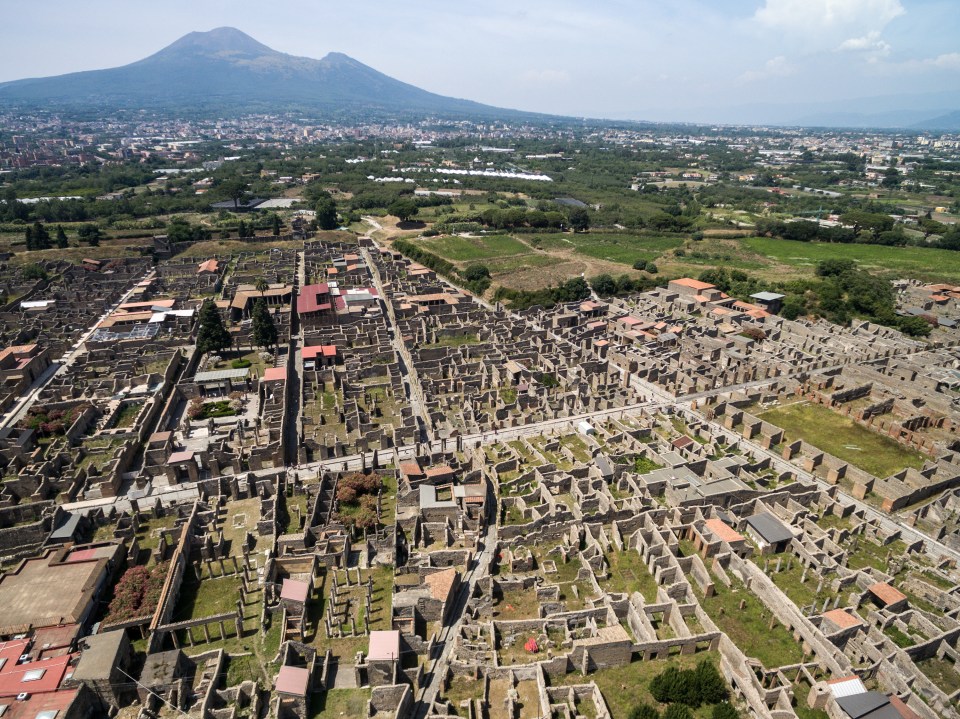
[744,236,960,284]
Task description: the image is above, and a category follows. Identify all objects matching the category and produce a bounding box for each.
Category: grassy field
[698,579,805,668]
[419,233,530,261]
[308,688,371,719]
[759,401,927,478]
[552,653,721,719]
[744,236,960,284]
[524,231,682,263]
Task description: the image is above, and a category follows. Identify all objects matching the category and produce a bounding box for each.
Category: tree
[315,191,339,230]
[271,214,281,236]
[77,223,102,247]
[592,273,618,297]
[628,704,660,719]
[881,166,900,189]
[29,222,51,250]
[663,706,693,719]
[462,264,491,282]
[55,225,68,249]
[196,300,231,356]
[568,206,590,232]
[711,704,740,719]
[780,296,806,320]
[388,198,419,223]
[816,259,855,277]
[218,177,248,211]
[21,263,47,281]
[898,315,932,338]
[254,277,269,296]
[251,298,278,349]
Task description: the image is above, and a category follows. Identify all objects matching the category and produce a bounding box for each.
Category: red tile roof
[868,582,907,606]
[367,630,401,661]
[280,579,310,604]
[822,609,863,629]
[302,345,337,360]
[672,277,715,291]
[263,367,287,382]
[704,518,744,544]
[275,665,309,697]
[424,568,458,601]
[296,283,331,314]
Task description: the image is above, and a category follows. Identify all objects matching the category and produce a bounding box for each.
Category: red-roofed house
[275,665,309,698]
[302,345,337,367]
[366,630,400,686]
[868,582,908,611]
[297,283,334,326]
[263,367,287,383]
[821,609,864,633]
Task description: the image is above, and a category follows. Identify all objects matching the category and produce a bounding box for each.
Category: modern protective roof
[194,368,249,382]
[367,630,400,661]
[275,665,309,696]
[745,512,794,545]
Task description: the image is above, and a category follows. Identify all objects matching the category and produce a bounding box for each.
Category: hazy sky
[1,0,958,121]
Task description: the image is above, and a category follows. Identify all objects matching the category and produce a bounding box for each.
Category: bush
[231,358,252,369]
[663,706,693,719]
[650,660,727,708]
[645,262,658,274]
[462,264,491,282]
[711,703,740,719]
[629,704,660,719]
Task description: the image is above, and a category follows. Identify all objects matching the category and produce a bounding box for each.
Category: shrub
[231,358,252,369]
[711,703,740,719]
[629,704,660,719]
[664,706,693,719]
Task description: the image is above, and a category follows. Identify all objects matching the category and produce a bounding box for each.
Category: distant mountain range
[0,27,957,131]
[0,27,530,119]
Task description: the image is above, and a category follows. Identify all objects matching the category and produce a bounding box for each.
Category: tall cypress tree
[55,225,68,249]
[196,300,231,356]
[251,298,278,349]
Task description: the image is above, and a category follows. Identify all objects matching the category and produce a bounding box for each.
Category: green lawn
[604,549,659,602]
[419,234,530,262]
[551,653,721,719]
[698,579,805,668]
[917,657,960,696]
[759,401,927,478]
[308,688,371,719]
[744,236,960,284]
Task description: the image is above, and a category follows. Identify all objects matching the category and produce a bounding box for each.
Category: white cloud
[753,0,906,36]
[738,56,796,83]
[924,52,960,70]
[838,30,891,57]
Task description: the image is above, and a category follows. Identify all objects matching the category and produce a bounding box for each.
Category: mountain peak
[153,26,278,60]
[0,27,520,120]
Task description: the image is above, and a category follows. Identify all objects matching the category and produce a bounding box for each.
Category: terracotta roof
[424,567,458,601]
[822,608,863,629]
[263,367,287,382]
[296,283,331,314]
[303,345,336,360]
[704,518,744,544]
[868,582,907,605]
[672,277,715,291]
[280,578,310,603]
[197,259,219,274]
[275,665,309,697]
[367,630,400,661]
